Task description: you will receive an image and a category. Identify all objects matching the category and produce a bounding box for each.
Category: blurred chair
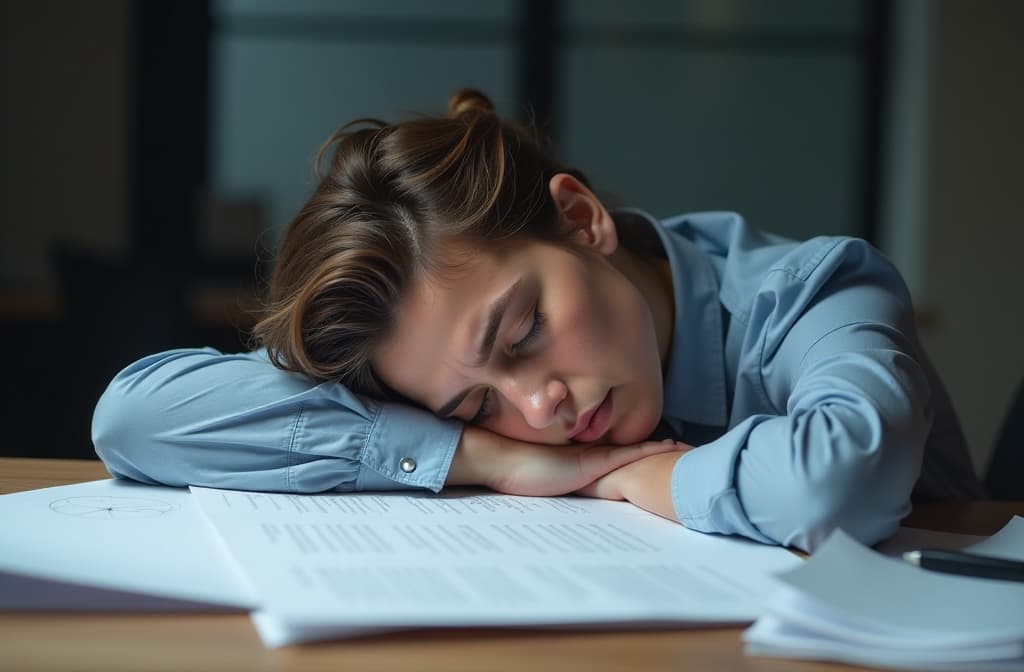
[985,378,1024,500]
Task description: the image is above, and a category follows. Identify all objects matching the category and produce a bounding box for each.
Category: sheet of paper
[190,486,802,645]
[965,516,1024,562]
[875,526,986,558]
[0,479,257,611]
[876,516,1024,561]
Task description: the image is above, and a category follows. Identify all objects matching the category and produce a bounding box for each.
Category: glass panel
[561,47,863,239]
[564,0,863,34]
[209,38,515,239]
[214,0,515,22]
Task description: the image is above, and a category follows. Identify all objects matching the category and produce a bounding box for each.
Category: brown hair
[252,89,588,397]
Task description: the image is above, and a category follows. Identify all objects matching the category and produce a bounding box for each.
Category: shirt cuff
[670,418,776,545]
[357,401,462,492]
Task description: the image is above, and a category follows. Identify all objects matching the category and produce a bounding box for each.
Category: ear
[548,173,618,256]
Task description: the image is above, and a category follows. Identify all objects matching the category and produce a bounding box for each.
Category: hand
[575,448,694,521]
[447,425,689,498]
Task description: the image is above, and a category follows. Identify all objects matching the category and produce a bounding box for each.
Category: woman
[93,89,983,552]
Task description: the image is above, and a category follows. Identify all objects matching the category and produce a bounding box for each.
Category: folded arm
[92,348,461,493]
[585,240,932,552]
[93,347,683,496]
[673,321,929,551]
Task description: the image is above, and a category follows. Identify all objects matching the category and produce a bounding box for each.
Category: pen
[902,549,1024,583]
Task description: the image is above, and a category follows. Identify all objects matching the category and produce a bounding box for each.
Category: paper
[746,617,1024,671]
[744,517,1024,670]
[875,526,986,559]
[964,516,1024,562]
[189,486,802,646]
[0,479,257,611]
[874,517,1024,561]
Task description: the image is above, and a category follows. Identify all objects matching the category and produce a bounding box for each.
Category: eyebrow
[436,279,521,418]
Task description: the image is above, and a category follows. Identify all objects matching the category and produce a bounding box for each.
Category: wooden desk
[2,458,1021,672]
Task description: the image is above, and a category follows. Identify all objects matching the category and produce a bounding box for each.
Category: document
[0,479,256,611]
[744,517,1024,670]
[189,486,803,646]
[961,516,1024,562]
[875,526,986,559]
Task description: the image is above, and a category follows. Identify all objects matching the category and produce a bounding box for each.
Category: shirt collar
[613,209,729,428]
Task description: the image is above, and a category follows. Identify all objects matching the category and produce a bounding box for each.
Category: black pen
[902,549,1024,583]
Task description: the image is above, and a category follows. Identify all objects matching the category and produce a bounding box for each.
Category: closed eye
[469,388,494,424]
[471,308,545,424]
[509,309,545,356]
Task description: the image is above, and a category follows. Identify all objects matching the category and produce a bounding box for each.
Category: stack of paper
[744,518,1024,671]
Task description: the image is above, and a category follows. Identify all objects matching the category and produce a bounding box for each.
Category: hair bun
[447,88,495,118]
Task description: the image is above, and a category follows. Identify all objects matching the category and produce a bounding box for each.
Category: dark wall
[2,2,255,459]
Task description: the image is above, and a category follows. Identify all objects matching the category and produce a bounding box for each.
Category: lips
[568,390,613,443]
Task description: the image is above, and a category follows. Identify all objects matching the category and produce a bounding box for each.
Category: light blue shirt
[92,211,983,551]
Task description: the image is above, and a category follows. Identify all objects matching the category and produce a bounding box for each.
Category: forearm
[586,451,682,522]
[672,351,928,551]
[92,347,461,494]
[448,425,689,497]
[445,425,501,488]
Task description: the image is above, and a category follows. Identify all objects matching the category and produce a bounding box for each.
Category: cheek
[609,385,663,445]
[548,276,619,356]
[587,272,665,443]
[559,269,654,367]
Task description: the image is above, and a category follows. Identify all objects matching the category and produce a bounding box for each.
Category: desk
[2,457,1021,672]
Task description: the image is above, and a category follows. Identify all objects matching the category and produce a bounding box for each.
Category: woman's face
[373,178,670,446]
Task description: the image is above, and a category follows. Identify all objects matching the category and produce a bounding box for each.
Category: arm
[575,450,683,520]
[584,239,931,552]
[450,426,689,496]
[92,347,461,493]
[678,321,928,552]
[93,347,684,495]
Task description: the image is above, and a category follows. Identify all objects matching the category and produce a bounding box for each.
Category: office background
[1,0,1021,483]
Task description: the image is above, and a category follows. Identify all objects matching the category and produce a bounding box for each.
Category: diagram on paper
[49,496,178,519]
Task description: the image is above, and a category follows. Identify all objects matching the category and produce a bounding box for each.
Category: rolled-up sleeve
[671,238,930,552]
[92,348,461,493]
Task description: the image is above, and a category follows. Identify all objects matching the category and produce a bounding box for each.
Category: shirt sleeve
[91,347,462,493]
[670,238,929,552]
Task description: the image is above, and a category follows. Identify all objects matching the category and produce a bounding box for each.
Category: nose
[498,374,569,430]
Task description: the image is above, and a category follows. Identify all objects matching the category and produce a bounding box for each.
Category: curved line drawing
[49,496,178,519]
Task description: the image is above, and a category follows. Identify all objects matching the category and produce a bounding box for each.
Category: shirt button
[399,457,417,473]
